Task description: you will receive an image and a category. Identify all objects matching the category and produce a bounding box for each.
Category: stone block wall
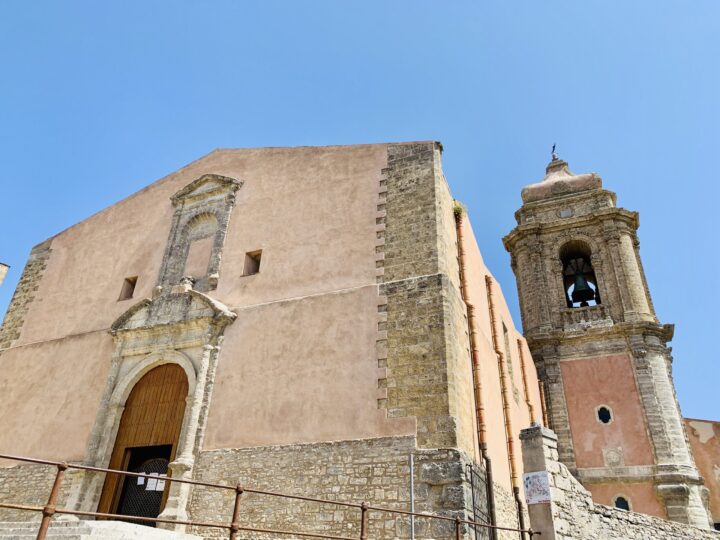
[0,463,55,521]
[380,141,476,457]
[0,239,52,350]
[520,425,719,540]
[0,463,81,522]
[186,436,481,539]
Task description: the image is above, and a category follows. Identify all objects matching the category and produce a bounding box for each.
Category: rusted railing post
[228,482,244,540]
[359,502,368,540]
[36,462,68,540]
[455,516,462,540]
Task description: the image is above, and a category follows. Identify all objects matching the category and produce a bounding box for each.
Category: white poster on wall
[523,471,551,505]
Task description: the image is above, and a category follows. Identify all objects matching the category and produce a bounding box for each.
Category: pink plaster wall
[561,354,655,468]
[458,217,544,491]
[587,481,667,518]
[685,418,720,522]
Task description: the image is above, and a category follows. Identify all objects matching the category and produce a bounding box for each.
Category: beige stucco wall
[0,144,417,463]
[685,418,720,523]
[0,331,113,464]
[204,285,414,448]
[15,144,389,345]
[458,217,543,491]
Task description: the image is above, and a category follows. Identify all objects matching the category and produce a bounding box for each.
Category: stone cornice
[526,320,674,351]
[110,289,237,335]
[170,173,242,206]
[503,205,639,251]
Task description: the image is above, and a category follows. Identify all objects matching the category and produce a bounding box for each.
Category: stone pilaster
[380,142,471,452]
[0,239,53,350]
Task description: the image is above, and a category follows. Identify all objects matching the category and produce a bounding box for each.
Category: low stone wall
[0,463,80,522]
[0,437,523,540]
[0,463,55,521]
[187,436,487,539]
[520,425,720,540]
[491,480,529,540]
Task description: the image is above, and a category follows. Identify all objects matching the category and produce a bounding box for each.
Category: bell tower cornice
[503,206,639,253]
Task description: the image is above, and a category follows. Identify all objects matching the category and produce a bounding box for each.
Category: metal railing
[0,453,539,540]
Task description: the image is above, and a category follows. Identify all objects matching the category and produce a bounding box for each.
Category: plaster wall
[0,331,113,463]
[586,481,666,518]
[13,144,387,346]
[0,144,411,464]
[204,285,414,449]
[686,418,720,523]
[457,218,543,492]
[560,354,654,468]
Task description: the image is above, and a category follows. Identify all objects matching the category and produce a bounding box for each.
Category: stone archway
[97,363,189,518]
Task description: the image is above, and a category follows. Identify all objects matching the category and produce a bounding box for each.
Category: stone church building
[0,141,717,539]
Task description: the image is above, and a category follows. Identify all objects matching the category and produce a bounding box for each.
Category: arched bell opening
[560,240,602,308]
[97,364,189,524]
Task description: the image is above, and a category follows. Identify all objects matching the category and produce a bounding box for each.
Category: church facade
[0,142,717,539]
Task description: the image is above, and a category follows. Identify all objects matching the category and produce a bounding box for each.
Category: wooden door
[97,363,189,516]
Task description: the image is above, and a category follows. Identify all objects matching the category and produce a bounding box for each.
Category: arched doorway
[97,363,189,521]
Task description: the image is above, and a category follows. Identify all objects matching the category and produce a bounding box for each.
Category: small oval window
[614,496,630,511]
[597,406,612,424]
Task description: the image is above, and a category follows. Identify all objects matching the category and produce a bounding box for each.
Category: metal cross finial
[551,143,558,161]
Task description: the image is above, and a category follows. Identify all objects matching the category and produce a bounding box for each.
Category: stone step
[0,520,202,539]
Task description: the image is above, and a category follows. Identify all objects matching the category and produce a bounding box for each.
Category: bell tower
[503,154,710,528]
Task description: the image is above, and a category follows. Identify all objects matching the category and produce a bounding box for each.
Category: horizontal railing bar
[0,453,538,536]
[0,453,234,491]
[241,487,363,509]
[363,505,536,533]
[234,525,358,540]
[0,503,229,530]
[0,502,43,512]
[0,453,362,508]
[57,508,229,530]
[0,503,355,539]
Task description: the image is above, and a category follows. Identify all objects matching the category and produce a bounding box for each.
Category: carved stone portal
[67,175,241,529]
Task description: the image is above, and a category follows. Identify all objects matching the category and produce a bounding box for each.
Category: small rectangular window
[243,250,262,276]
[118,276,138,301]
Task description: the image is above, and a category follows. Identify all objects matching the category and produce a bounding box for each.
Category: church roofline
[21,141,443,252]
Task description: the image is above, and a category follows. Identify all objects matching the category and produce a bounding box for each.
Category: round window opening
[597,406,612,424]
[614,496,630,511]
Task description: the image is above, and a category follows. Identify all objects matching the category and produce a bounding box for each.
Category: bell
[571,274,595,306]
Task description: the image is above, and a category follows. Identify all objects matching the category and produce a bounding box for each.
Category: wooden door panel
[97,364,189,516]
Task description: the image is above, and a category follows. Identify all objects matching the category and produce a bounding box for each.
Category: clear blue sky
[1,2,718,419]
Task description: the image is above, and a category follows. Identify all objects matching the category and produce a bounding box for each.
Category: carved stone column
[618,233,653,321]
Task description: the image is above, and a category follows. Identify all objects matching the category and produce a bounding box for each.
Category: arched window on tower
[560,241,601,308]
[614,496,630,511]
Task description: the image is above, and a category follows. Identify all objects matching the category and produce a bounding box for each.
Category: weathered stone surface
[186,436,477,539]
[0,239,52,350]
[521,425,720,540]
